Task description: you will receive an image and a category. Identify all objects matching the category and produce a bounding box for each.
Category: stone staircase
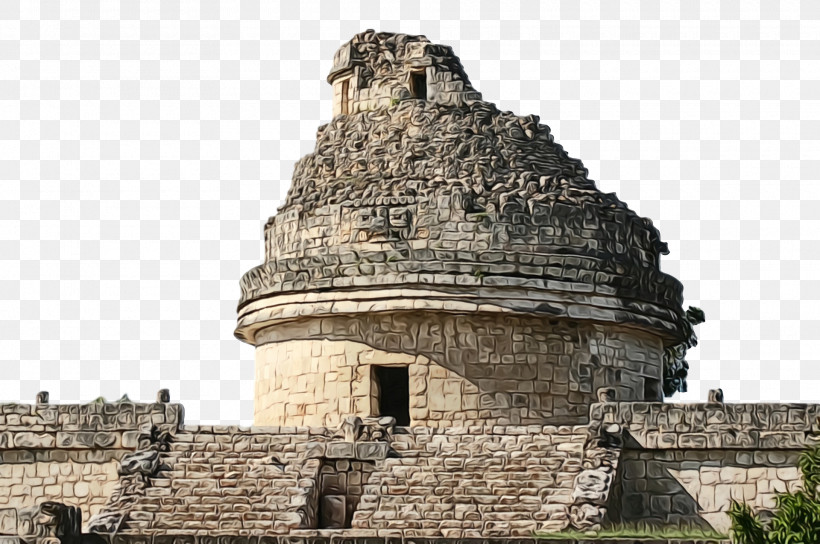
[352,426,591,537]
[107,427,321,534]
[94,424,601,537]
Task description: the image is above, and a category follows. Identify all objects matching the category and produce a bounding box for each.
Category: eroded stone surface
[0,30,813,542]
[253,315,665,427]
[235,29,697,434]
[88,425,594,537]
[0,401,181,534]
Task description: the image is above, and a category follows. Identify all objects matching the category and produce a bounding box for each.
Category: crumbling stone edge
[90,536,728,544]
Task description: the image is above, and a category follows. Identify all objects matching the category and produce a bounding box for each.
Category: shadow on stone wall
[607,436,802,533]
[257,311,662,423]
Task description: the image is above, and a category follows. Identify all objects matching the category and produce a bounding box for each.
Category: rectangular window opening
[643,378,661,401]
[410,71,427,100]
[373,365,410,426]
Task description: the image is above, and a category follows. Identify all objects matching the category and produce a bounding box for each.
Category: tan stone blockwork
[0,460,118,530]
[610,447,808,533]
[253,313,665,427]
[255,339,444,427]
[669,465,803,532]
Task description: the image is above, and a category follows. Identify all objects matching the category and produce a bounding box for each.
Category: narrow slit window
[410,71,427,100]
[373,366,410,425]
[340,79,349,114]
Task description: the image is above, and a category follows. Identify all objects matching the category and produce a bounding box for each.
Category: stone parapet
[600,401,820,532]
[93,536,727,544]
[0,401,184,452]
[0,399,184,531]
[592,401,820,449]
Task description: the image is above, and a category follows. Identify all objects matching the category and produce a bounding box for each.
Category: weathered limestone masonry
[327,32,481,116]
[2,30,818,544]
[0,394,182,536]
[91,420,593,537]
[252,314,664,427]
[236,30,689,429]
[600,401,820,533]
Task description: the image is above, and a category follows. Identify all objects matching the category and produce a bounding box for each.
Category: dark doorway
[317,459,372,529]
[410,71,427,100]
[373,365,410,425]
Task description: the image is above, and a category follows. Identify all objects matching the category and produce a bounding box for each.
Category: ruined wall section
[253,313,664,428]
[599,401,820,533]
[95,422,600,537]
[240,100,685,342]
[0,400,183,530]
[328,31,481,116]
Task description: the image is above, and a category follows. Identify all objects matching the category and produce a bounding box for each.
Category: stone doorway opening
[317,459,373,529]
[410,70,427,99]
[372,365,410,425]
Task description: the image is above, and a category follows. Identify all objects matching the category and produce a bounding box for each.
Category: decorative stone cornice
[236,285,684,346]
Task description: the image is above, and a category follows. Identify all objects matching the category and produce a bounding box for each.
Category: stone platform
[0,398,814,541]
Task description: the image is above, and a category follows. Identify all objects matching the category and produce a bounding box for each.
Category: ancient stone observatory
[236,30,688,429]
[1,31,820,543]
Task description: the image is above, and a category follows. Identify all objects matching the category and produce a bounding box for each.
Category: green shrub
[729,444,820,543]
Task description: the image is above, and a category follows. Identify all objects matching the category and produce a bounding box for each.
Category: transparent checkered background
[0,1,819,424]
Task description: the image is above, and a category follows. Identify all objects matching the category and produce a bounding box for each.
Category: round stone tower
[236,31,689,428]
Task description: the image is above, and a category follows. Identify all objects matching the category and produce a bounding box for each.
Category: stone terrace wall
[94,536,719,544]
[101,423,601,537]
[599,401,820,533]
[0,400,183,530]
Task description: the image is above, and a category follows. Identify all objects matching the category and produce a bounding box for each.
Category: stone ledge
[0,448,126,464]
[0,403,184,433]
[592,401,820,450]
[0,402,184,452]
[236,284,683,346]
[96,534,728,544]
[313,441,390,460]
[177,424,590,438]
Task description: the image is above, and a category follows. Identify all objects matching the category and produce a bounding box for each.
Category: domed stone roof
[236,31,687,346]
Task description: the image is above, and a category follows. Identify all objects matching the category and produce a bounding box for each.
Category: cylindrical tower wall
[253,312,664,428]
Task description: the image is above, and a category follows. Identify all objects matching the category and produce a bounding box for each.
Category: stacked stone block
[1,398,817,538]
[4,30,815,543]
[601,401,820,532]
[237,32,692,435]
[241,99,683,333]
[0,400,182,532]
[352,426,591,537]
[94,423,596,537]
[252,313,664,427]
